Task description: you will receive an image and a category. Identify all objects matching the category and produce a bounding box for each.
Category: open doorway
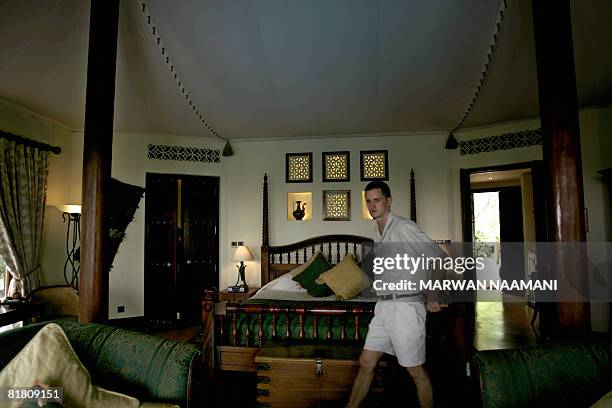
[460,161,547,350]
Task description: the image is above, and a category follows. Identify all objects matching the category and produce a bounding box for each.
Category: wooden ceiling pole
[79,0,120,323]
[531,0,589,336]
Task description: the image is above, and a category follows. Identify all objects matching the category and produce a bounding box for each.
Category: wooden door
[145,173,219,325]
[498,187,525,290]
[180,175,219,322]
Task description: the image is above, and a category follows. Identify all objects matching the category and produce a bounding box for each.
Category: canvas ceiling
[0,0,611,140]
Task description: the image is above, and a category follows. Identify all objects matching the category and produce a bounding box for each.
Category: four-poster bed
[201,172,466,405]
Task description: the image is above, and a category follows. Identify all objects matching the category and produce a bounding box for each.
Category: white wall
[226,123,543,291]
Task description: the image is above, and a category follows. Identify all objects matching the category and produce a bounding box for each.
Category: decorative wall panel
[360,150,388,181]
[286,153,313,183]
[323,190,351,221]
[148,144,221,163]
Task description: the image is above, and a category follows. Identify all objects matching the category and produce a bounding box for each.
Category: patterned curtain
[0,139,48,296]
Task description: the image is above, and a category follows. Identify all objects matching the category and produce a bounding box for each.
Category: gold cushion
[316,254,371,300]
[0,323,140,408]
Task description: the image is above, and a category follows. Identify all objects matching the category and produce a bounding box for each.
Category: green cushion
[292,252,333,297]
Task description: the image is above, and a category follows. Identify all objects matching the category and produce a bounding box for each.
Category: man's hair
[364,180,391,198]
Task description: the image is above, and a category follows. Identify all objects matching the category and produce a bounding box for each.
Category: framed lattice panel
[286,153,313,183]
[360,150,388,181]
[322,190,351,221]
[322,151,350,182]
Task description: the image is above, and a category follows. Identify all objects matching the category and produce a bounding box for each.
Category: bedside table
[219,287,259,303]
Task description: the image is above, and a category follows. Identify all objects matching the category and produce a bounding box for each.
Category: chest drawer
[255,343,383,407]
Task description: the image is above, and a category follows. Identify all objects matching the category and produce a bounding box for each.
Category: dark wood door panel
[145,173,219,325]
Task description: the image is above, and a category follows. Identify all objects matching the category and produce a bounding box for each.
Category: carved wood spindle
[345,242,349,258]
[258,314,264,348]
[298,310,305,340]
[327,242,331,261]
[303,248,307,263]
[336,242,340,263]
[245,315,251,347]
[319,243,323,254]
[353,243,357,257]
[311,245,315,258]
[285,313,291,339]
[272,313,277,338]
[313,315,319,340]
[410,169,417,223]
[326,316,332,340]
[340,318,346,342]
[218,314,225,346]
[354,314,360,342]
[231,311,238,347]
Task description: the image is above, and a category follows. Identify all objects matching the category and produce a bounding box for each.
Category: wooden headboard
[259,171,417,286]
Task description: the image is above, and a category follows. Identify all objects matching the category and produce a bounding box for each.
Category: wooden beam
[531,0,589,335]
[80,0,120,323]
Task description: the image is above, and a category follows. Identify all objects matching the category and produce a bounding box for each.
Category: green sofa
[473,338,612,408]
[0,320,201,407]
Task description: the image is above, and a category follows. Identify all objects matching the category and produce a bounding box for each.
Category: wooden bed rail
[218,302,374,348]
[262,234,372,285]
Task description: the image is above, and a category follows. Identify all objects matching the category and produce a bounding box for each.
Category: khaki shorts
[363,301,426,367]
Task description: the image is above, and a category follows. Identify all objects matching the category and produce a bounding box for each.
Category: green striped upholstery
[56,321,199,406]
[0,321,199,407]
[474,339,612,408]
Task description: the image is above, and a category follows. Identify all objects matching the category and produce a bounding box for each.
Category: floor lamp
[57,205,81,290]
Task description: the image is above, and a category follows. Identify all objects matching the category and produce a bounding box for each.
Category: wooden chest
[255,343,384,408]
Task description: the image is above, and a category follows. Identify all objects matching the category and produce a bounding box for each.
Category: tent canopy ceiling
[0,0,610,140]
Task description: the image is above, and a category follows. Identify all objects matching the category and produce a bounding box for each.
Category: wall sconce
[56,204,81,289]
[230,245,253,292]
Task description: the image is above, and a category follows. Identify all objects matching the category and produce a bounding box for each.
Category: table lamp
[231,245,253,292]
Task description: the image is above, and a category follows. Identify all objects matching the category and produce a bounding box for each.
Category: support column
[531,0,589,334]
[80,0,120,323]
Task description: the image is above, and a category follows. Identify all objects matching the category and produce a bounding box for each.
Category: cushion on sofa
[591,390,612,408]
[0,323,139,408]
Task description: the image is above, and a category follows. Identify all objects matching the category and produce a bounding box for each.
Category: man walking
[347,180,443,408]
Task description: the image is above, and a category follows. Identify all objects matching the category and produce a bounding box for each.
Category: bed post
[201,289,217,386]
[261,173,270,285]
[410,168,417,223]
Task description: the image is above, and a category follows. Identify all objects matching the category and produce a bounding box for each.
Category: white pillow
[264,273,307,292]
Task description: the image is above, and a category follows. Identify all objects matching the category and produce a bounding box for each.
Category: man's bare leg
[406,364,433,408]
[346,349,383,408]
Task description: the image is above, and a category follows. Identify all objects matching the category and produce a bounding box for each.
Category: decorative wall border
[458,128,542,156]
[147,144,221,163]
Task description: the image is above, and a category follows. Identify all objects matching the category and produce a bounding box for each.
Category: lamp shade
[56,204,82,214]
[232,246,253,262]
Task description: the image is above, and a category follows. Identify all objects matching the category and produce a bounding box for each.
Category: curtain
[0,138,48,296]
